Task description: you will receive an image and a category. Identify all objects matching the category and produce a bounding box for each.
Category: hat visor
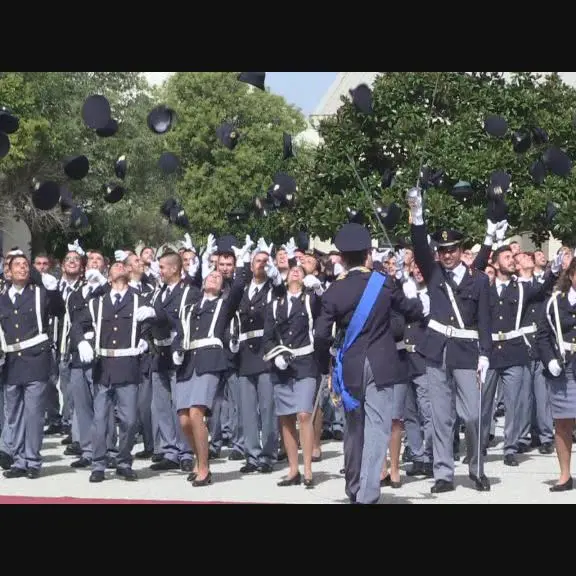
[436,240,463,249]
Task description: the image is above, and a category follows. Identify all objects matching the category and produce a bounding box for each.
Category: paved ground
[0,418,572,504]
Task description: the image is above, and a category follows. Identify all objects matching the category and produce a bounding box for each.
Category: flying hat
[114,155,127,180]
[158,151,180,174]
[376,203,401,228]
[449,180,475,200]
[31,179,61,211]
[104,183,125,203]
[96,118,119,137]
[217,235,238,254]
[271,172,297,206]
[228,207,248,222]
[346,207,366,225]
[0,131,9,158]
[0,106,19,134]
[542,146,572,177]
[511,129,532,154]
[82,95,111,130]
[295,230,309,251]
[484,115,508,138]
[334,223,372,252]
[381,168,395,189]
[147,105,175,134]
[59,186,74,211]
[216,123,240,150]
[237,72,266,91]
[349,84,373,115]
[63,155,89,180]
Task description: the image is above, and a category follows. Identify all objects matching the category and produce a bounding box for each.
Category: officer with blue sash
[314,223,423,504]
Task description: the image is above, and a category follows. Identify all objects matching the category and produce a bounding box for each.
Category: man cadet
[314,223,423,505]
[71,260,154,482]
[406,186,492,493]
[0,254,64,478]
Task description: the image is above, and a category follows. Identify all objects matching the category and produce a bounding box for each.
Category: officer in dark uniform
[0,255,65,478]
[147,251,200,472]
[406,186,492,493]
[314,223,423,504]
[71,260,154,482]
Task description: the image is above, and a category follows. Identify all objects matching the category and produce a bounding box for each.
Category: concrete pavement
[0,418,572,503]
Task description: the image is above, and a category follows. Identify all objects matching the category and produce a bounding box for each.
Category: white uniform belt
[184,337,223,351]
[397,341,416,353]
[520,325,537,336]
[84,332,94,341]
[4,333,49,353]
[263,343,314,362]
[396,341,406,351]
[562,342,576,353]
[491,330,525,342]
[289,344,314,357]
[154,334,176,347]
[239,330,264,342]
[428,319,479,340]
[405,344,416,353]
[98,347,140,358]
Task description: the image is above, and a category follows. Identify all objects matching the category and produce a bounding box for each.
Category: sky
[143,72,338,116]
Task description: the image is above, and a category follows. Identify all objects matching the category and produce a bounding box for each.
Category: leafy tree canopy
[308,72,576,247]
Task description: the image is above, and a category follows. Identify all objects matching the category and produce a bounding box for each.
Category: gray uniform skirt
[547,368,576,420]
[392,382,408,421]
[272,374,317,416]
[174,371,220,414]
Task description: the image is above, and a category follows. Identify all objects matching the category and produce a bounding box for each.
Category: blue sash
[332,272,387,411]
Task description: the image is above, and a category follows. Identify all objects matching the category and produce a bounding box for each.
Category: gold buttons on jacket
[112,340,117,345]
[113,327,118,331]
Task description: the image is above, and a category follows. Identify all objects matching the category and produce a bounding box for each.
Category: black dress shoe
[504,454,519,467]
[380,474,401,489]
[462,455,470,465]
[406,461,433,477]
[44,423,62,435]
[431,480,455,494]
[3,467,27,479]
[550,477,573,492]
[151,453,164,463]
[469,473,490,491]
[320,430,333,441]
[208,449,220,460]
[134,450,154,460]
[278,473,301,486]
[192,471,212,487]
[71,457,92,469]
[61,434,73,446]
[180,459,194,472]
[240,463,259,474]
[89,471,105,483]
[150,458,179,471]
[277,451,288,462]
[0,451,14,471]
[517,443,532,454]
[106,457,118,470]
[228,450,244,461]
[539,442,554,455]
[332,430,344,441]
[116,468,138,481]
[27,468,40,479]
[402,446,414,463]
[64,442,82,456]
[258,463,273,474]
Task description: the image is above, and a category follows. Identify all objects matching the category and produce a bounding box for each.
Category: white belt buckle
[497,332,506,342]
[445,326,454,338]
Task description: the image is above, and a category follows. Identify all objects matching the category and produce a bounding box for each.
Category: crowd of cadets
[0,212,574,499]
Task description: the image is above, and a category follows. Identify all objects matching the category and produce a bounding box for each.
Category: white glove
[203,234,217,260]
[419,291,430,316]
[333,262,344,277]
[477,355,489,384]
[551,251,563,275]
[41,273,58,291]
[303,274,322,295]
[137,339,148,354]
[0,355,5,368]
[67,239,85,256]
[172,351,184,366]
[495,220,508,243]
[115,250,129,262]
[395,249,405,272]
[265,260,282,286]
[256,237,273,256]
[402,279,418,300]
[85,268,107,286]
[371,249,385,264]
[188,258,199,278]
[149,261,161,279]
[78,340,94,364]
[282,237,297,260]
[406,187,424,226]
[136,306,156,322]
[484,219,497,246]
[548,359,562,377]
[274,355,289,370]
[182,233,195,251]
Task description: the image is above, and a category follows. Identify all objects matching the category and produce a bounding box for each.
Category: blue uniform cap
[334,223,372,252]
[238,72,266,91]
[431,229,464,248]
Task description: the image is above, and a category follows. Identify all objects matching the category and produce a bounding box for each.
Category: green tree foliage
[308,72,576,247]
[160,72,311,245]
[0,72,180,257]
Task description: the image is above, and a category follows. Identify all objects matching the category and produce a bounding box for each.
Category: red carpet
[0,495,246,504]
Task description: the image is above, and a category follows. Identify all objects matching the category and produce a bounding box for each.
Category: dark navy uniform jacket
[235,266,287,378]
[262,290,322,381]
[314,267,423,394]
[172,278,245,381]
[391,307,410,384]
[536,290,576,377]
[402,288,428,379]
[0,280,65,386]
[70,287,152,386]
[411,223,492,370]
[520,273,552,362]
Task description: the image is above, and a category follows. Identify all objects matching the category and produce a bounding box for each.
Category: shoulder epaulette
[336,272,348,280]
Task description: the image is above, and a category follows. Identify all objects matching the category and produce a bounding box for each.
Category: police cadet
[71,260,154,482]
[171,265,245,486]
[262,264,323,488]
[235,238,285,475]
[536,257,576,492]
[475,244,557,466]
[314,223,423,505]
[406,186,492,493]
[0,254,65,478]
[148,251,199,472]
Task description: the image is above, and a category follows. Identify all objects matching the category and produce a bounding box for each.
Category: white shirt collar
[445,263,466,285]
[8,284,25,301]
[569,287,576,307]
[110,287,128,302]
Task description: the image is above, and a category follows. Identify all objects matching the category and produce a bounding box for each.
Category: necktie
[163,287,171,302]
[252,287,259,300]
[13,292,21,306]
[447,271,455,283]
[288,296,299,315]
[114,293,122,310]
